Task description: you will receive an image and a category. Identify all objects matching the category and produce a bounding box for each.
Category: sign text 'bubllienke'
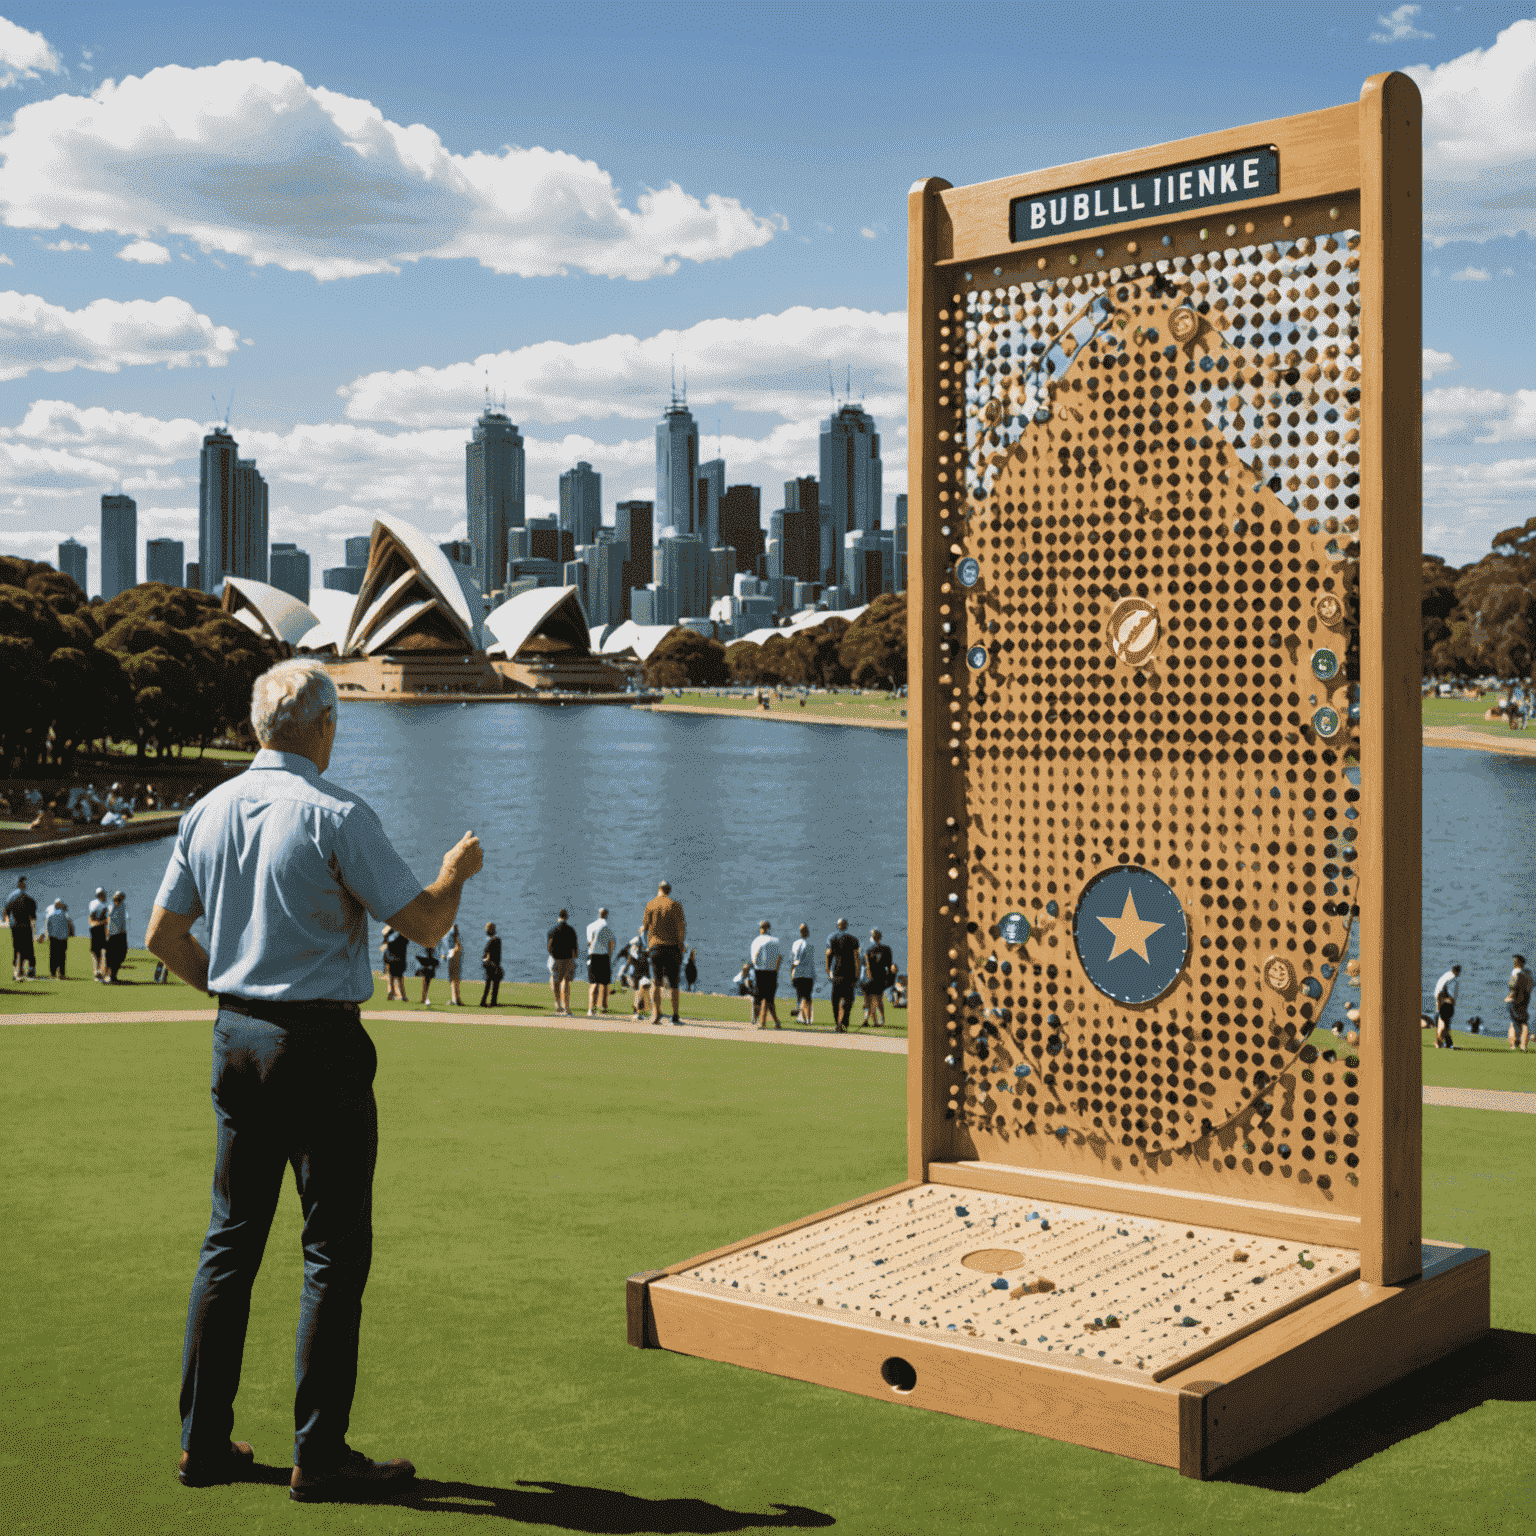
[1009,146,1279,243]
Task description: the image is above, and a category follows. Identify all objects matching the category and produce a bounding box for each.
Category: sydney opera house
[221,513,631,698]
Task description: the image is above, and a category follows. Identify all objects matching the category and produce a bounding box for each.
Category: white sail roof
[342,514,484,655]
[483,585,591,658]
[221,577,321,648]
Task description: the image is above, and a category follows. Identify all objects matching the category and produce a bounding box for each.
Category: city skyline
[0,5,1528,592]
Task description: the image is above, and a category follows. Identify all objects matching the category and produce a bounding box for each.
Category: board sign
[1009,145,1278,242]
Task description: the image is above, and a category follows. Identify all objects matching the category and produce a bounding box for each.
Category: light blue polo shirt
[154,749,423,1002]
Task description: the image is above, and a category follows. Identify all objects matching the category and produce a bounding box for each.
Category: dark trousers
[180,1008,378,1467]
[49,937,67,975]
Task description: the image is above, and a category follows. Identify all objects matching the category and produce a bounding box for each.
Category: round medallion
[1314,592,1344,629]
[966,645,988,671]
[1311,648,1340,682]
[1168,306,1201,343]
[998,911,1032,945]
[1072,866,1190,1006]
[957,557,981,588]
[1107,597,1160,668]
[1312,706,1341,738]
[1263,955,1296,995]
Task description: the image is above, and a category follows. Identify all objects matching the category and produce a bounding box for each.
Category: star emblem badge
[1072,867,1190,1006]
[1097,890,1165,963]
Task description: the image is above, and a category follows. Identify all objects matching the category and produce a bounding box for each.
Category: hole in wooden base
[881,1356,917,1394]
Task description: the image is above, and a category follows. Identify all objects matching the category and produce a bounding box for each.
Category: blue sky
[0,0,1530,591]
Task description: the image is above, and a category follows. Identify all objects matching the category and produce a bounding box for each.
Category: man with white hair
[147,659,482,1502]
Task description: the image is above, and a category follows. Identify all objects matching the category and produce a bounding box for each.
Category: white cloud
[1424,456,1536,563]
[0,58,775,280]
[0,292,240,382]
[1423,348,1457,379]
[43,238,88,252]
[0,17,60,88]
[0,252,11,266]
[117,238,171,265]
[1424,386,1536,443]
[1409,19,1536,245]
[1370,5,1432,44]
[1450,266,1490,281]
[339,306,907,429]
[860,227,878,240]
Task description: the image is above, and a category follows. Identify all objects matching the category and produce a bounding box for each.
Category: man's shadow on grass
[1220,1327,1534,1491]
[402,1479,833,1532]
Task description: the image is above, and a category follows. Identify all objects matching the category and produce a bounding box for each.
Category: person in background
[381,925,409,1001]
[1433,963,1461,1049]
[5,875,37,982]
[444,924,464,1006]
[88,886,110,982]
[547,908,578,1016]
[684,948,698,992]
[479,922,502,1007]
[642,881,686,1027]
[105,891,129,984]
[1508,954,1532,1052]
[825,917,861,1033]
[890,973,908,1010]
[735,960,755,998]
[415,939,438,1007]
[41,897,74,979]
[750,920,783,1029]
[861,928,894,1029]
[586,906,615,1017]
[790,923,816,1026]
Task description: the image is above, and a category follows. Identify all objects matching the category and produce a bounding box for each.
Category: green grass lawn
[0,940,909,1039]
[655,690,908,725]
[1422,694,1532,741]
[1,1013,1529,1536]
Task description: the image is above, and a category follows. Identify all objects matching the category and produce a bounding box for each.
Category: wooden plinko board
[628,75,1490,1477]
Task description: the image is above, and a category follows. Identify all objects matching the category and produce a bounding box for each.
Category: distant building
[199,428,267,591]
[655,392,699,539]
[579,539,626,629]
[509,556,563,589]
[844,528,895,603]
[698,458,724,553]
[792,580,816,611]
[707,546,734,605]
[781,475,825,588]
[439,538,473,566]
[345,535,372,567]
[527,517,574,566]
[186,561,200,589]
[718,484,763,575]
[559,461,602,551]
[57,537,87,591]
[323,565,366,595]
[657,528,706,620]
[269,542,311,604]
[100,493,137,599]
[145,538,184,587]
[615,500,653,619]
[466,407,525,594]
[820,404,882,591]
[894,493,908,591]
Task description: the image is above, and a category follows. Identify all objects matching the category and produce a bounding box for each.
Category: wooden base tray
[627,1182,1490,1477]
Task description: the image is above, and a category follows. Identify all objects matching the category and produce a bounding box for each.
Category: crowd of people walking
[4,873,134,984]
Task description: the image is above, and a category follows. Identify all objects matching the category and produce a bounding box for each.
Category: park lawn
[0,1016,1528,1536]
[1421,695,1528,740]
[0,940,909,1038]
[1421,1031,1536,1092]
[658,689,908,725]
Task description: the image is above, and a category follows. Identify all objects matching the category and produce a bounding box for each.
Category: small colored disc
[1312,706,1341,737]
[956,557,981,587]
[1311,648,1340,681]
[998,911,1031,945]
[967,645,988,670]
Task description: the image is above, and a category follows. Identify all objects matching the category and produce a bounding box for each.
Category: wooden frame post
[1356,71,1423,1286]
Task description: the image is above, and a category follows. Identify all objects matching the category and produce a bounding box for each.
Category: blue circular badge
[966,645,988,670]
[998,911,1031,945]
[957,557,981,588]
[1311,648,1340,682]
[1072,867,1190,1006]
[1312,706,1340,738]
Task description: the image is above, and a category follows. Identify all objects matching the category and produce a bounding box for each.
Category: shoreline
[0,814,181,870]
[1420,725,1536,758]
[637,702,907,730]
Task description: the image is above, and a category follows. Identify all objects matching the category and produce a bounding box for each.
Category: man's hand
[388,830,483,947]
[146,904,211,993]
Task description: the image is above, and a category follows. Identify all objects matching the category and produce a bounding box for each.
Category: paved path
[0,1007,908,1054]
[1422,1084,1536,1113]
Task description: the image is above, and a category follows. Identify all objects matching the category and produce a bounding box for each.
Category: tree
[725,639,764,685]
[643,627,731,689]
[839,592,906,688]
[1450,515,1536,682]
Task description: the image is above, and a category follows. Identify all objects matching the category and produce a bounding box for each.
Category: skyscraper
[559,461,602,551]
[655,392,698,539]
[819,404,882,592]
[615,500,653,619]
[657,529,706,620]
[698,458,724,553]
[465,407,525,593]
[718,484,763,575]
[199,428,268,591]
[894,493,908,592]
[577,539,626,629]
[345,535,372,568]
[269,542,311,603]
[100,493,137,599]
[707,546,734,605]
[57,537,87,591]
[145,538,184,587]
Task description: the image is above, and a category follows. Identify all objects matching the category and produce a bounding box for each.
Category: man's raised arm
[387,831,483,946]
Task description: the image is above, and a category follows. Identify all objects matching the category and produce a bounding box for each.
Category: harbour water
[12,710,1533,1024]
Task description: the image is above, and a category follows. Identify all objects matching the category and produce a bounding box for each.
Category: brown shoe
[289,1448,416,1502]
[178,1440,255,1486]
